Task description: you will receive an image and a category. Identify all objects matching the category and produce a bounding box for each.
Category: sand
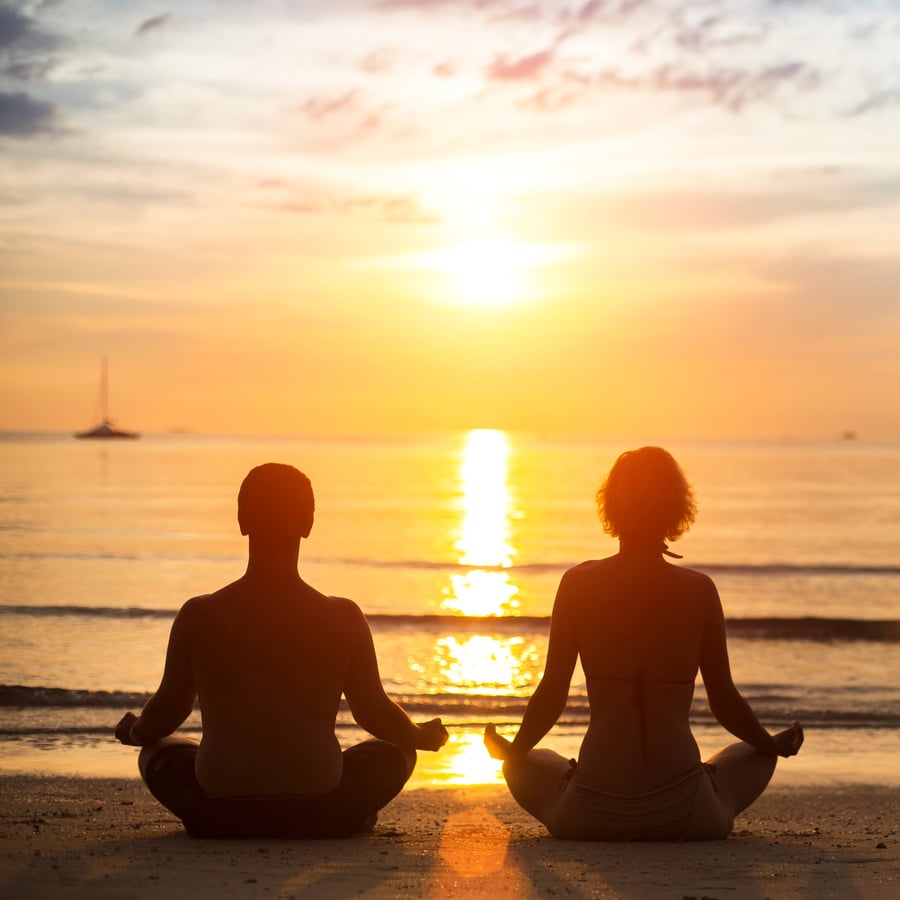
[0,776,897,899]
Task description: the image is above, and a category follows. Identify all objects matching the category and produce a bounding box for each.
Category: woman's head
[596,447,697,544]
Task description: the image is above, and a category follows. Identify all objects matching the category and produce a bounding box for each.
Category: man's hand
[114,712,141,746]
[416,717,449,751]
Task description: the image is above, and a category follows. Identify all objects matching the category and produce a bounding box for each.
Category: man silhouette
[115,462,447,837]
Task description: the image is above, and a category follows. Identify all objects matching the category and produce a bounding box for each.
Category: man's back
[116,462,445,837]
[183,576,364,796]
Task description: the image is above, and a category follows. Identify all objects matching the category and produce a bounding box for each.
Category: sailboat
[74,358,140,440]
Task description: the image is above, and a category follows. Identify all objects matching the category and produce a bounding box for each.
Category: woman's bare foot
[484,723,513,761]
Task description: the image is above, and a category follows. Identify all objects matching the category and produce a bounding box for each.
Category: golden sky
[2,1,899,438]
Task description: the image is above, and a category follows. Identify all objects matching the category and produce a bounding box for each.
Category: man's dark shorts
[143,740,413,839]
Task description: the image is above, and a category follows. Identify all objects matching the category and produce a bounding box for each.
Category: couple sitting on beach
[116,450,803,841]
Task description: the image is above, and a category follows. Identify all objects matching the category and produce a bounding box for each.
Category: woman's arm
[510,572,579,755]
[699,587,782,754]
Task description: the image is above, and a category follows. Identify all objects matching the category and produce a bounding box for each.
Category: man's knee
[398,745,417,778]
[137,736,198,784]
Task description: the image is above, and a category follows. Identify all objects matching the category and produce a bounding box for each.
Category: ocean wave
[1,684,899,729]
[0,685,153,708]
[2,549,899,578]
[1,604,898,642]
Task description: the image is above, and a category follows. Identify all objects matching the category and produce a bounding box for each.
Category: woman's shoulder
[672,563,717,587]
[564,557,612,578]
[557,557,622,592]
[563,557,719,598]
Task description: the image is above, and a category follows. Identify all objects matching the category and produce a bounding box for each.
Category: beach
[1,776,897,899]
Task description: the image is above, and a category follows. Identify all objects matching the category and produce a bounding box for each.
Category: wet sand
[0,776,897,899]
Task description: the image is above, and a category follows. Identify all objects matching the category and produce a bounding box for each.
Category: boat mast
[101,356,110,424]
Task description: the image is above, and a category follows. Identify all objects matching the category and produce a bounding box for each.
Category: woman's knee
[679,771,735,841]
[705,742,778,817]
[501,749,571,823]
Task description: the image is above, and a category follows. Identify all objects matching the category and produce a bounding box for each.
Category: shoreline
[1,776,897,898]
[3,722,900,790]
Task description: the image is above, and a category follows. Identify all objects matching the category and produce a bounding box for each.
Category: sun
[430,239,532,307]
[412,237,575,308]
[367,236,576,308]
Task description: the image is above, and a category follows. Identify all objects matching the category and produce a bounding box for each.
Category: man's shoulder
[185,581,237,605]
[175,581,240,618]
[318,592,365,620]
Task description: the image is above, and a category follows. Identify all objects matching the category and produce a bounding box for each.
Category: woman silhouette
[485,446,802,840]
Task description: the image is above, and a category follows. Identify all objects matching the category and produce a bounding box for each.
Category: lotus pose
[485,446,803,841]
[116,463,447,838]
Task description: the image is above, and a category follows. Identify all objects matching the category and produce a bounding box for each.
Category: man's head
[238,463,315,544]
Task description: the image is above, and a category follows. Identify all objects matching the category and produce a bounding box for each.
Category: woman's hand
[772,721,804,757]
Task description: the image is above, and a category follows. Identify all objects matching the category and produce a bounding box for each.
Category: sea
[1,431,898,788]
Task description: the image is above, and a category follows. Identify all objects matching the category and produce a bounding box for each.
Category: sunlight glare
[433,635,540,695]
[435,731,504,787]
[443,429,519,616]
[456,429,513,568]
[447,570,518,618]
[434,239,530,307]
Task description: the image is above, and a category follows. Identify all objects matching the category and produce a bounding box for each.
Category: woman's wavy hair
[596,446,697,544]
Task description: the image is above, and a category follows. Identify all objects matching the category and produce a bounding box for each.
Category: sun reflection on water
[429,729,504,786]
[433,635,540,695]
[432,430,533,784]
[442,429,519,617]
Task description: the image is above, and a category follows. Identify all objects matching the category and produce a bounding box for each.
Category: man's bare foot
[484,724,513,761]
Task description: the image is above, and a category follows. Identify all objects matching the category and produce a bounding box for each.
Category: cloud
[0,89,58,137]
[295,89,388,142]
[0,2,59,52]
[0,1,62,86]
[300,89,359,122]
[2,56,57,80]
[332,192,439,225]
[651,60,817,112]
[672,13,763,53]
[487,47,556,82]
[848,88,900,118]
[0,4,31,49]
[360,47,399,75]
[266,182,439,225]
[559,0,653,31]
[515,57,818,114]
[134,13,171,39]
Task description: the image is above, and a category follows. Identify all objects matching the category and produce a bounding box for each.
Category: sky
[2,0,899,439]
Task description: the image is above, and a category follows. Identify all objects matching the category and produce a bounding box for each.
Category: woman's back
[485,446,802,841]
[557,550,719,789]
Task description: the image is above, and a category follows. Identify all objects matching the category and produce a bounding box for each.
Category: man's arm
[343,603,447,751]
[115,602,198,746]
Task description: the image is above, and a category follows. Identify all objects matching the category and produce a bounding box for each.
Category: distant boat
[74,358,139,440]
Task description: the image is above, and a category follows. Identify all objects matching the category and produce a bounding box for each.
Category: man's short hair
[238,463,315,541]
